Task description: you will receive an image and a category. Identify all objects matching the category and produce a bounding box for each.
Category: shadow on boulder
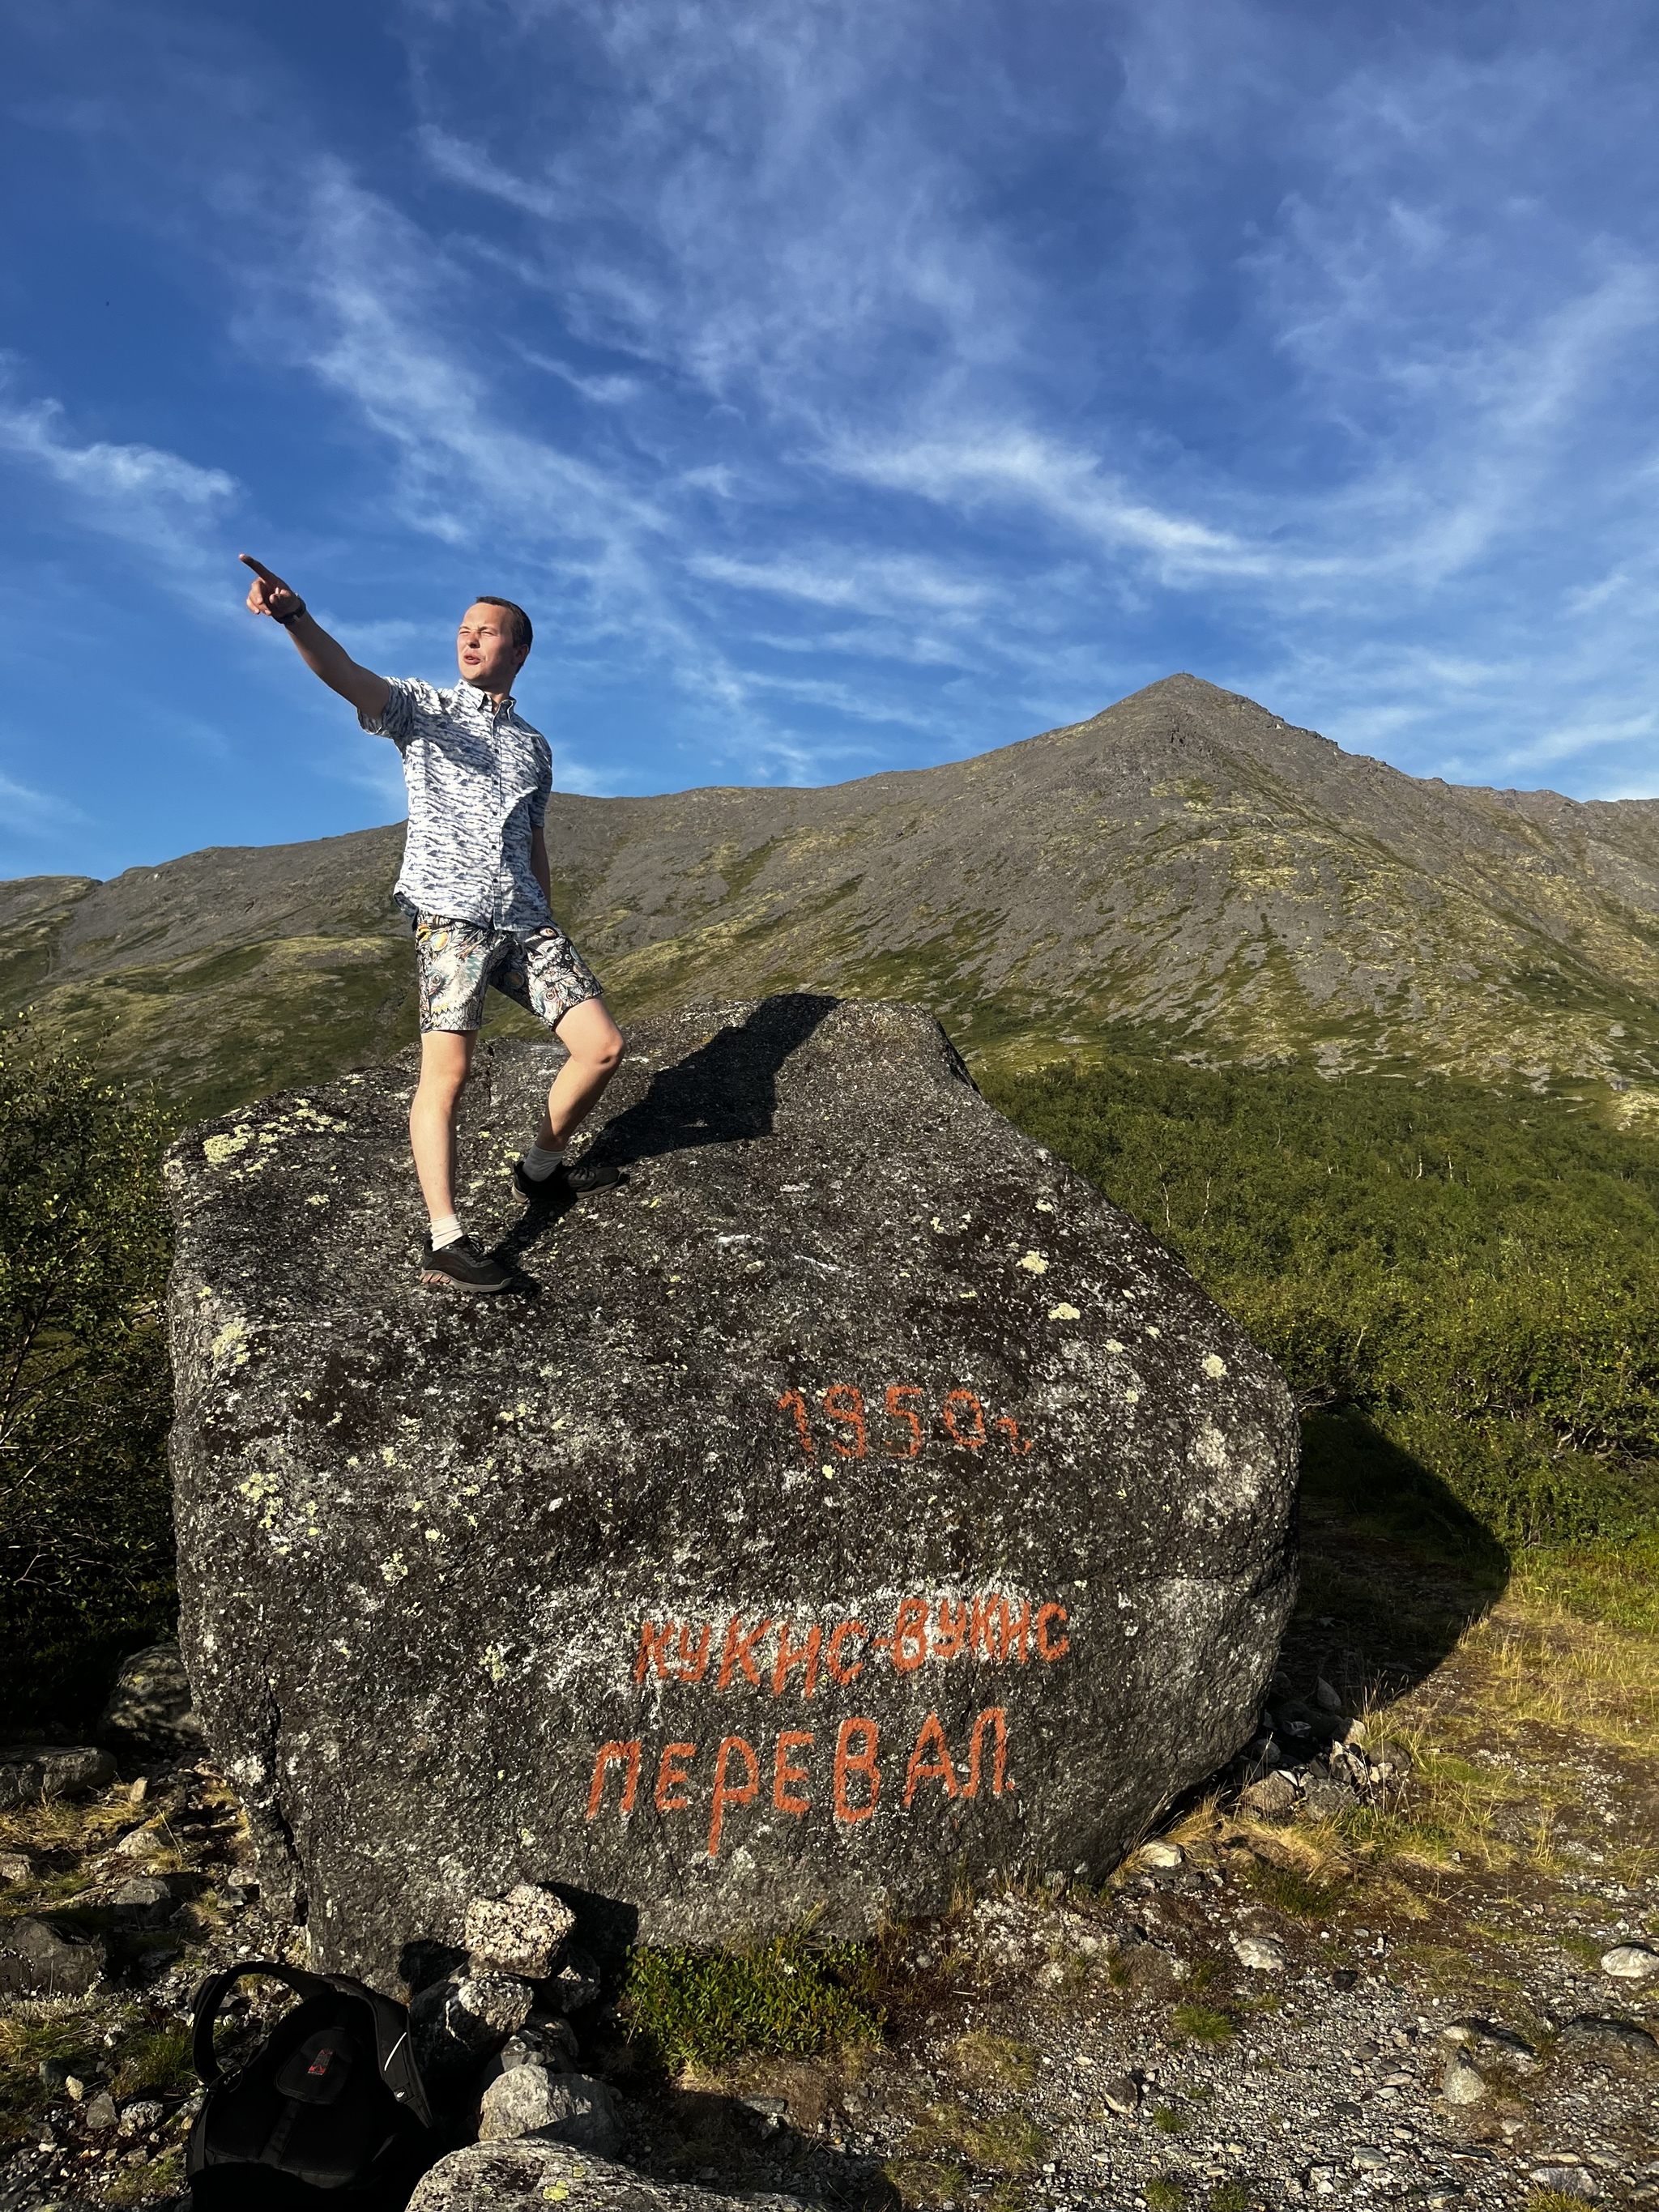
[587,994,841,1171]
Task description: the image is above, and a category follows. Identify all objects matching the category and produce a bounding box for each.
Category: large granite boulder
[410,2140,805,2212]
[165,996,1297,1985]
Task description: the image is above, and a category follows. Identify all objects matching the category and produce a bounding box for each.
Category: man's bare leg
[412,1029,476,1227]
[537,998,625,1152]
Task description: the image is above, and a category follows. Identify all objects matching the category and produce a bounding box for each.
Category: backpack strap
[190,1959,331,2085]
[320,1975,436,2129]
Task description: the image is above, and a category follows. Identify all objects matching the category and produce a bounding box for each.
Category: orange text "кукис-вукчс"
[631,1594,1072,1695]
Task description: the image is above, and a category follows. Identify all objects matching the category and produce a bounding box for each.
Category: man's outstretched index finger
[239,554,279,582]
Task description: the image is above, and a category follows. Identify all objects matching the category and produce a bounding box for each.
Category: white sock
[522,1142,565,1183]
[429,1213,464,1248]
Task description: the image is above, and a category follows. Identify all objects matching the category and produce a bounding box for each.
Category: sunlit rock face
[165,995,1298,1988]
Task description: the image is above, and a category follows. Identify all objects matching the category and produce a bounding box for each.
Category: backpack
[186,1959,439,2211]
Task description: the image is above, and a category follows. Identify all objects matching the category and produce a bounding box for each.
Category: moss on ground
[620,1931,885,2073]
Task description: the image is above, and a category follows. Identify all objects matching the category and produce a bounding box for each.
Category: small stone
[0,1914,107,1997]
[477,2065,620,2155]
[1240,1771,1298,1819]
[1442,2053,1486,2106]
[1315,1677,1343,1713]
[1529,2165,1597,2199]
[65,2077,87,2103]
[0,1744,117,1813]
[1303,1778,1359,1816]
[541,1945,601,2014]
[98,1643,208,1762]
[1328,1966,1358,1991]
[1558,2014,1659,2063]
[525,2012,582,2070]
[1438,2018,1537,2072]
[1231,1935,1288,1972]
[118,2099,166,2137]
[1600,1944,1659,1981]
[113,1822,170,1861]
[1102,2073,1141,2116]
[411,1971,535,2086]
[0,1850,31,1884]
[83,2091,119,2134]
[1140,1841,1183,1869]
[110,1876,178,1929]
[463,1884,576,1980]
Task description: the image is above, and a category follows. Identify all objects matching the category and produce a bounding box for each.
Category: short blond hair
[473,596,532,653]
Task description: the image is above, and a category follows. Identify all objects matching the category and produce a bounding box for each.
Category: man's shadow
[493,994,838,1272]
[590,992,840,1172]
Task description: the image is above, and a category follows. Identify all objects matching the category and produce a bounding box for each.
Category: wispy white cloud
[684,549,991,615]
[518,349,644,406]
[0,766,90,834]
[0,371,237,587]
[9,0,1659,854]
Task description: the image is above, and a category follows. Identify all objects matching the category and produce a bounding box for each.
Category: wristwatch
[274,600,309,627]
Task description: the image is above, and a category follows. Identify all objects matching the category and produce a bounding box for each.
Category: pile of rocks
[410,1882,620,2159]
[1229,1677,1405,1820]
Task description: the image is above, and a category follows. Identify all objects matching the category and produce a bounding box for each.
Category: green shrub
[0,1022,175,1725]
[984,1055,1659,1557]
[620,1929,884,2072]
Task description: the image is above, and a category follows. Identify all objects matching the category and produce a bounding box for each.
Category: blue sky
[4,0,1658,883]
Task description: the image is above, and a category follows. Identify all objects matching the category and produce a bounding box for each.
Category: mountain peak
[3,683,1657,1115]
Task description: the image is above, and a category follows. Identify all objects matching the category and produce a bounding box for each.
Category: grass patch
[620,1931,883,2073]
[1145,2179,1186,2210]
[0,2015,103,2141]
[885,2153,970,2207]
[1553,1933,1606,1970]
[1244,1858,1351,1920]
[961,2109,1045,2170]
[1151,2104,1187,2134]
[1209,2186,1252,2212]
[898,2098,1046,2189]
[113,2022,194,2100]
[106,2144,185,2206]
[1171,2002,1237,2046]
[950,2029,1038,2091]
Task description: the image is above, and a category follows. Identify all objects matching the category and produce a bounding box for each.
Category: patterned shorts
[413,914,604,1036]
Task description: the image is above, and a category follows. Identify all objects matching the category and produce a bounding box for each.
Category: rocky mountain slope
[5,675,1658,1118]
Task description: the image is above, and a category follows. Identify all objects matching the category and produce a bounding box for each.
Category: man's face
[457,603,527,693]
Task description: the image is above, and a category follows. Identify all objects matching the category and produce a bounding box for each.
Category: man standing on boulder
[240,554,625,1294]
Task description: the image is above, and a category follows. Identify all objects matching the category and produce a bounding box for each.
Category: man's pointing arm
[240,555,391,723]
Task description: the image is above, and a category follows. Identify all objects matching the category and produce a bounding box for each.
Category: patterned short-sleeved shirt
[360,678,553,937]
